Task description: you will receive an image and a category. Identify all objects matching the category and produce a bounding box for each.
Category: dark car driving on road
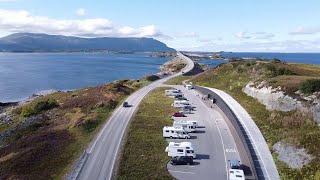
[170,156,193,165]
[123,102,129,107]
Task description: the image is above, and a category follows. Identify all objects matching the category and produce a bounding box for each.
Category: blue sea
[220,52,320,65]
[193,52,320,69]
[1,52,320,102]
[0,52,170,102]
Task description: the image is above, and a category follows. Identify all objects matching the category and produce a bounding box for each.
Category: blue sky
[0,0,320,52]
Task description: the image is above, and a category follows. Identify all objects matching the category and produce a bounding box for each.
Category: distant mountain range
[0,33,175,52]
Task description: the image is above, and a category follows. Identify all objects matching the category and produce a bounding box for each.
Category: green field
[116,87,177,179]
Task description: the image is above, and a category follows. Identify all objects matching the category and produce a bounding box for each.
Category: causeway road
[77,52,194,180]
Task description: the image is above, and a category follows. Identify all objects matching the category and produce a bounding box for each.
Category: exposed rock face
[273,141,313,168]
[243,81,320,124]
[0,113,12,125]
[0,115,44,142]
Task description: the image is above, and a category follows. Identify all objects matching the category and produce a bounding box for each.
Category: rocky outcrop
[0,115,45,142]
[243,81,320,124]
[159,57,186,75]
[273,141,313,168]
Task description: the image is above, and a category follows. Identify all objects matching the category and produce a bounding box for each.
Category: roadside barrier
[195,86,280,180]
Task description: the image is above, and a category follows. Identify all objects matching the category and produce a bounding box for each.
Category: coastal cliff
[243,81,320,124]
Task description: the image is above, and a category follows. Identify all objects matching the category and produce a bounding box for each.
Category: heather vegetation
[0,79,152,179]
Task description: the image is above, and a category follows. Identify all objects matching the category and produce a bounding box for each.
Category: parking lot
[165,86,241,180]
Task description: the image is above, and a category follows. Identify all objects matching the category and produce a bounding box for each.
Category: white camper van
[165,89,181,96]
[229,169,245,180]
[172,100,190,108]
[165,142,196,158]
[163,126,190,139]
[189,120,198,128]
[185,84,193,90]
[173,121,197,132]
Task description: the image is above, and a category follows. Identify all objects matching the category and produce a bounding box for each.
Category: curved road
[77,52,194,180]
[165,85,241,180]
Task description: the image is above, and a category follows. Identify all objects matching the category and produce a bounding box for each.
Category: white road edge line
[213,118,229,180]
[203,101,229,180]
[168,170,196,174]
[88,107,123,153]
[108,86,153,180]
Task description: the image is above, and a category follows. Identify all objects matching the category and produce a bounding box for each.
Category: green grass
[165,75,192,85]
[190,61,320,180]
[116,87,177,180]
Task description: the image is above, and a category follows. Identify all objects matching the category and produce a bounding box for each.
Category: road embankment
[115,87,176,179]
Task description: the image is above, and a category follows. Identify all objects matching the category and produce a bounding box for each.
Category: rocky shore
[0,90,57,124]
[158,56,187,76]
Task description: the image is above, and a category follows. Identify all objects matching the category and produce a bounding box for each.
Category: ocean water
[220,52,320,65]
[0,52,170,102]
[196,59,227,68]
[1,52,319,102]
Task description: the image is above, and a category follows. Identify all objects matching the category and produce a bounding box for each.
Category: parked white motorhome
[165,89,181,96]
[185,84,193,90]
[172,100,190,108]
[163,126,190,139]
[229,169,245,180]
[173,121,197,132]
[179,108,191,114]
[188,120,198,128]
[165,142,196,158]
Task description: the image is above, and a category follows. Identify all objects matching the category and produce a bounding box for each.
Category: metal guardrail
[67,150,89,180]
[195,86,280,180]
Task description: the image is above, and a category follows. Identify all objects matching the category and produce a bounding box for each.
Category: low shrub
[265,64,295,77]
[145,75,160,81]
[21,99,58,117]
[271,58,282,63]
[299,79,320,94]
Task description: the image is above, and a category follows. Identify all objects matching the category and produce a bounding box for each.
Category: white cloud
[235,31,251,39]
[76,8,86,16]
[290,26,320,35]
[0,9,168,38]
[176,31,198,38]
[254,32,275,39]
[235,31,274,40]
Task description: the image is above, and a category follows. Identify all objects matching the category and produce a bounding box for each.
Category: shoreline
[0,55,185,104]
[0,56,183,108]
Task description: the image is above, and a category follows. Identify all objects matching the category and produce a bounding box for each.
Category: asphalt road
[166,86,241,180]
[77,52,194,180]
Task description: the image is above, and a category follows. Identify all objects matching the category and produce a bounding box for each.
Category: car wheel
[170,136,173,139]
[187,162,190,165]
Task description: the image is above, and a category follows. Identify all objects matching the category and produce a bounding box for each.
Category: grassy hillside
[189,60,320,179]
[116,87,176,179]
[0,79,152,179]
